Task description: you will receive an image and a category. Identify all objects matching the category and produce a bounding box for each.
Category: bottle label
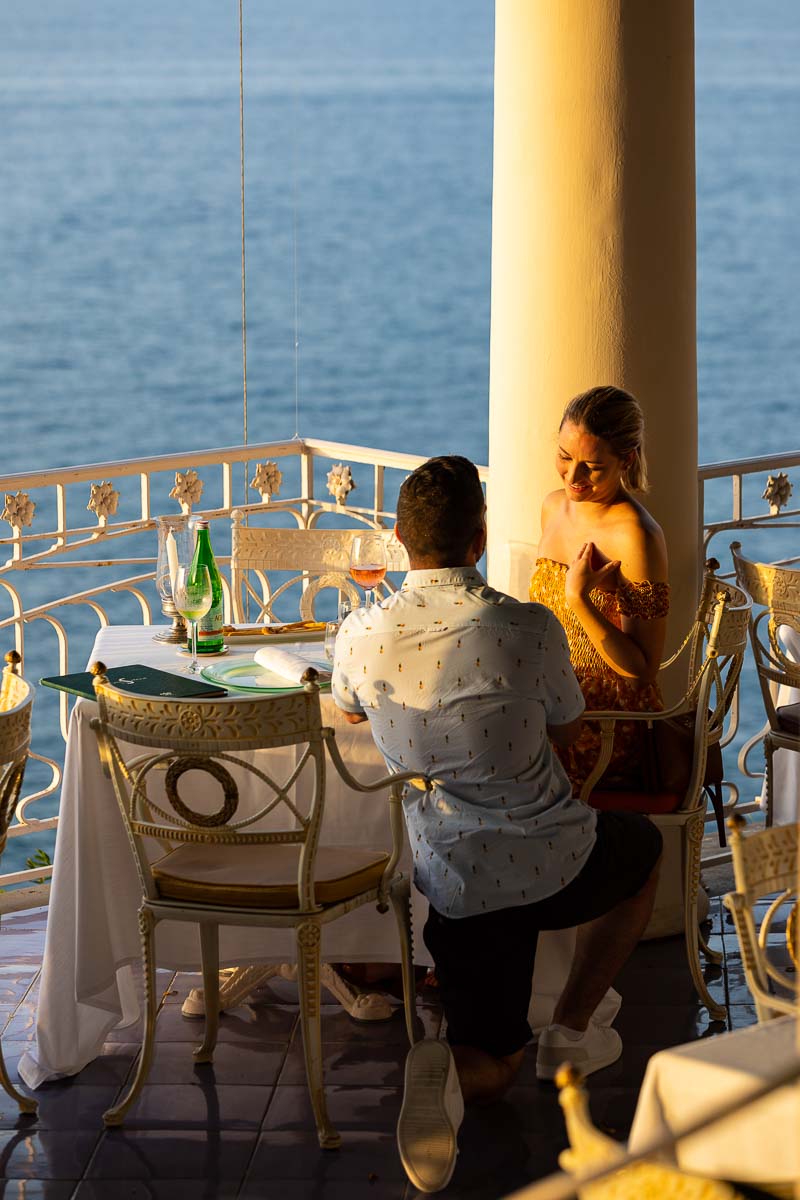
[188,524,225,653]
[196,603,224,650]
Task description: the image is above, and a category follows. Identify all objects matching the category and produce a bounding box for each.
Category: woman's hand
[564,542,620,607]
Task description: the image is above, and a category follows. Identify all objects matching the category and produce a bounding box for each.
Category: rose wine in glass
[173,565,212,673]
[349,533,387,609]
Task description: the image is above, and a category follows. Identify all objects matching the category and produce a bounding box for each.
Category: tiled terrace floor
[0,887,767,1200]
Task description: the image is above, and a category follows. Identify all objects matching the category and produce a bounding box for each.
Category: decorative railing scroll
[0,432,796,895]
[0,437,468,893]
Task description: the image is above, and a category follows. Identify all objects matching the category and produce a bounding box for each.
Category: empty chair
[0,650,37,1116]
[723,813,797,1022]
[90,663,424,1144]
[731,541,800,826]
[229,514,409,623]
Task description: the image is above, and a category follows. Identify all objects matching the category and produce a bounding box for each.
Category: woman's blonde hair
[560,385,649,492]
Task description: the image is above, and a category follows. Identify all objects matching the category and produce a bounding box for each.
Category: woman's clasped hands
[564,541,621,608]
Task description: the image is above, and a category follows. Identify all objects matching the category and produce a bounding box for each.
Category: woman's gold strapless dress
[529,558,670,793]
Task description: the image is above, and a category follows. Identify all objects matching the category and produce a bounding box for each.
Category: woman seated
[529,385,669,793]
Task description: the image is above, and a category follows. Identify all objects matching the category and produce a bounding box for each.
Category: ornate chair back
[0,651,33,857]
[731,542,800,825]
[91,665,338,912]
[0,651,37,1114]
[724,814,798,1021]
[229,515,409,623]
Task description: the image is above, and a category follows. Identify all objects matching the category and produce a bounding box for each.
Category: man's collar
[401,567,486,590]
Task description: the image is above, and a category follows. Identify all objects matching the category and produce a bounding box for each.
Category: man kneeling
[332,456,662,1194]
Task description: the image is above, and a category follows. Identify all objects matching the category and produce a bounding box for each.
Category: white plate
[200,659,330,693]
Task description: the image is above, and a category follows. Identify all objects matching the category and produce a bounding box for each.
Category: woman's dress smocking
[529,558,670,793]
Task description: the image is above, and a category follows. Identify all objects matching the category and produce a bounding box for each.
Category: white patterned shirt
[332,567,596,918]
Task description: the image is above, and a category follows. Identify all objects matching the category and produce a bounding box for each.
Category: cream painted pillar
[488,0,698,657]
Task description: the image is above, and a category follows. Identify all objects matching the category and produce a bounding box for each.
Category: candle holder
[154,515,191,643]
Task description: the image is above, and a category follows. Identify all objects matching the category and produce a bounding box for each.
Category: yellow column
[488,0,698,651]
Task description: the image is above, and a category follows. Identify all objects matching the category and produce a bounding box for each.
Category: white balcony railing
[0,438,795,902]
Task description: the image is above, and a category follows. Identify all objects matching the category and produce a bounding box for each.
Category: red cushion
[588,790,682,814]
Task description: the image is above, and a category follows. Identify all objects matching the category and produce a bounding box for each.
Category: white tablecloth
[772,625,800,825]
[19,625,618,1088]
[628,1015,799,1188]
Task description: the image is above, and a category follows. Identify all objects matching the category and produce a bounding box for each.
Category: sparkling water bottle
[189,519,224,653]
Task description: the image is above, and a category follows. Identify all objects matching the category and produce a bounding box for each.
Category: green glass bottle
[188,519,225,653]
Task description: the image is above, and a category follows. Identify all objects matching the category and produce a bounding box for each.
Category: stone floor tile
[152,1000,298,1044]
[319,1003,441,1044]
[75,1182,241,1200]
[614,965,712,1006]
[264,1084,402,1133]
[70,1043,139,1087]
[0,1183,77,1199]
[614,1003,720,1045]
[728,1003,759,1029]
[241,1181,408,1200]
[118,1082,272,1130]
[144,1038,288,1087]
[87,1129,257,1179]
[243,1129,407,1182]
[0,1085,116,1131]
[279,1038,406,1087]
[0,1129,99,1179]
[586,1086,642,1139]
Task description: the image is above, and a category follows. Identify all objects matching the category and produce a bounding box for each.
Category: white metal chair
[89,662,425,1144]
[731,542,800,827]
[551,1064,746,1200]
[723,813,797,1022]
[580,574,751,1020]
[229,514,409,623]
[0,650,37,1116]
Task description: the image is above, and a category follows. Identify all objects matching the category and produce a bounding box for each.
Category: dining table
[628,1014,799,1195]
[18,623,620,1089]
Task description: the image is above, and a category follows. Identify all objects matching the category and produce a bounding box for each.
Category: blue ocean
[1,1,798,869]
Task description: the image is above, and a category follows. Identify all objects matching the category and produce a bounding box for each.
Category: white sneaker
[536,1021,622,1081]
[397,1039,464,1193]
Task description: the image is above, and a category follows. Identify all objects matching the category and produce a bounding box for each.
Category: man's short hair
[396,456,485,564]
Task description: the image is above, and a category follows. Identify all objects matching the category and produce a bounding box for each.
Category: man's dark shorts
[423,811,663,1059]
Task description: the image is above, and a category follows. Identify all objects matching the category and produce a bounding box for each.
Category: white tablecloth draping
[771,625,800,826]
[19,625,619,1088]
[628,1015,799,1189]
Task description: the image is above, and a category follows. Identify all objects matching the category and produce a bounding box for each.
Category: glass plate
[200,659,330,694]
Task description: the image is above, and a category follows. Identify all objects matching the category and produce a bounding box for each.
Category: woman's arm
[564,525,668,683]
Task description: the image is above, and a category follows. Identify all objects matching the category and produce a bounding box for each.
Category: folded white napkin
[254,643,331,685]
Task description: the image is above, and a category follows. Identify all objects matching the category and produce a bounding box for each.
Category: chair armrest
[322,730,432,795]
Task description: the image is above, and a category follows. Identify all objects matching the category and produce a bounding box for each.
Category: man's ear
[472,522,487,562]
[393,521,405,547]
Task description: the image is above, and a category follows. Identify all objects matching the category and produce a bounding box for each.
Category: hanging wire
[290,37,301,440]
[238,0,248,482]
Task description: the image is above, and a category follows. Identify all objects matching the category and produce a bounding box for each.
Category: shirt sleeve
[541,613,585,725]
[330,620,365,715]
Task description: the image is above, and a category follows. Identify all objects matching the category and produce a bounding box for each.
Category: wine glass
[324,622,339,664]
[173,565,212,674]
[349,533,387,609]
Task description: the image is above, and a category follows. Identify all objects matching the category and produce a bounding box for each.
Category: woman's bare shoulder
[541,489,566,524]
[608,497,668,579]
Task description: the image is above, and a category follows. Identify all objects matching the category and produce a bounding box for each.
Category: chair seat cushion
[151,843,391,909]
[776,702,800,736]
[588,790,682,814]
